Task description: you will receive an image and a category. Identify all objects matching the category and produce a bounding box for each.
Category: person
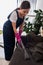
[3,1,30,64]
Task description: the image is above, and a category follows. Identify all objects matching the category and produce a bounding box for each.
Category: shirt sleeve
[9,11,17,23]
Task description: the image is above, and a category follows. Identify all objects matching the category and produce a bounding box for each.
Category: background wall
[0,0,43,30]
[0,0,17,30]
[36,0,43,10]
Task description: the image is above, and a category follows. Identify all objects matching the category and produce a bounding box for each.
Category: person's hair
[20,1,30,9]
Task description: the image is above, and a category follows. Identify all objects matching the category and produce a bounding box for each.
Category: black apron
[3,9,24,60]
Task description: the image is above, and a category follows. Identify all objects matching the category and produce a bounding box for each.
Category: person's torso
[4,8,24,28]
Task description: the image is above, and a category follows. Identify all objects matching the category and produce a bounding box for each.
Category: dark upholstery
[9,47,43,65]
[9,32,43,65]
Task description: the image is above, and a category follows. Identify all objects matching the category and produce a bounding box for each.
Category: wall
[36,0,43,10]
[0,0,17,30]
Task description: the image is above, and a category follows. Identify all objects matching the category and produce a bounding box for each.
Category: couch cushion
[9,47,43,65]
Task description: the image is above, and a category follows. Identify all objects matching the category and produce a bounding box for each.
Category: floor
[0,58,8,65]
[0,47,7,65]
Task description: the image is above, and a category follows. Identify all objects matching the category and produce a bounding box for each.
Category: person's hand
[15,32,22,47]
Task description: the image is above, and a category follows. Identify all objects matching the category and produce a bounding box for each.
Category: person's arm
[9,11,21,45]
[12,22,22,45]
[12,22,17,34]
